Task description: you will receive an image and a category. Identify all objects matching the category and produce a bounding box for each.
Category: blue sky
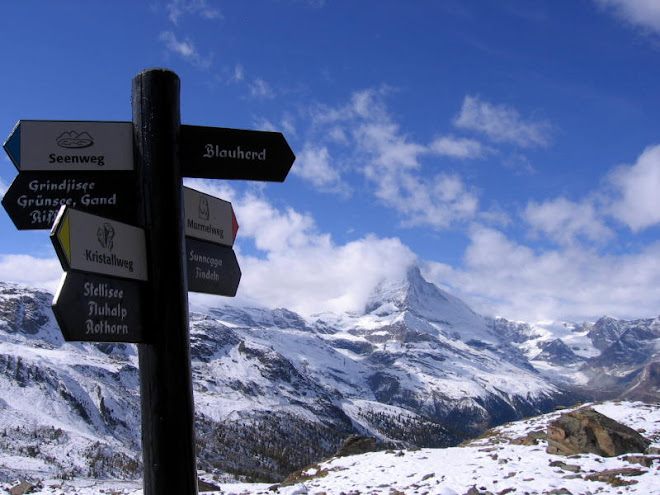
[1,0,659,322]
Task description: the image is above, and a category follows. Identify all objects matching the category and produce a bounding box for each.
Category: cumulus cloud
[430,135,488,159]
[595,0,660,35]
[249,78,275,99]
[524,197,614,246]
[607,144,660,232]
[159,31,212,69]
[233,64,245,82]
[0,255,62,293]
[424,225,660,322]
[454,95,553,148]
[293,145,347,194]
[0,177,9,197]
[182,179,416,316]
[166,0,222,25]
[241,235,416,316]
[298,89,480,230]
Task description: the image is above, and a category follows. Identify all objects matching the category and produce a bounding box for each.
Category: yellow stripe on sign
[57,211,72,265]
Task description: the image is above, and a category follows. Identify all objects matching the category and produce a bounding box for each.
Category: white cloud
[159,31,212,69]
[229,64,245,82]
[595,0,660,35]
[429,135,487,159]
[166,0,222,25]
[293,145,347,194]
[0,255,62,293]
[424,225,660,322]
[454,95,553,148]
[249,78,275,99]
[607,144,660,232]
[299,89,480,230]
[0,177,9,197]
[183,179,416,316]
[524,197,614,246]
[241,234,416,316]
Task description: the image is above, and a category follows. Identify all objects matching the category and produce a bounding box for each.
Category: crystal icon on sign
[56,130,94,149]
[97,222,115,251]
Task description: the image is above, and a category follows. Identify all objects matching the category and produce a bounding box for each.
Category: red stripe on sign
[232,210,239,240]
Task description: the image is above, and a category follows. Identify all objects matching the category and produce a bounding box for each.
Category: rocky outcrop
[534,339,583,366]
[334,435,377,457]
[546,407,651,456]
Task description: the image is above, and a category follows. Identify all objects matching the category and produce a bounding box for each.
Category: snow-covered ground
[2,400,658,495]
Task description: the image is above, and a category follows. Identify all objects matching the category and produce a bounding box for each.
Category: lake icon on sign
[56,130,94,149]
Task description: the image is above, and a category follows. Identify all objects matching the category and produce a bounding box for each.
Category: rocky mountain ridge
[0,267,657,482]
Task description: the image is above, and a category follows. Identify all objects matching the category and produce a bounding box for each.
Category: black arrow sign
[186,237,241,296]
[180,125,295,182]
[2,171,138,230]
[52,271,145,343]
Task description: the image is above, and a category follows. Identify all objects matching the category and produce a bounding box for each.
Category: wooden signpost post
[1,68,295,495]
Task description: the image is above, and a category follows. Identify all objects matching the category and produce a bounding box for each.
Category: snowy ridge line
[0,268,658,486]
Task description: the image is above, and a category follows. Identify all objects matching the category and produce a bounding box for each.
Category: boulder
[9,482,38,495]
[334,434,377,457]
[546,407,651,457]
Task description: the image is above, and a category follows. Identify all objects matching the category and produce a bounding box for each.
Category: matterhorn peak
[363,265,479,324]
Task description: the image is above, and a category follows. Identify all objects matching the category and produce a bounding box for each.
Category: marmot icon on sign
[198,196,210,221]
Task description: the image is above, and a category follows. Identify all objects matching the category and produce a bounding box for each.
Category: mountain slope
[0,266,656,483]
[3,400,658,494]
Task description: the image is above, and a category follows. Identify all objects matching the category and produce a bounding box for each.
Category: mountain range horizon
[0,266,658,482]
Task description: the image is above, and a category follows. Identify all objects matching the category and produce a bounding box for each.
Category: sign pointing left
[4,120,134,171]
[52,271,145,343]
[51,206,148,281]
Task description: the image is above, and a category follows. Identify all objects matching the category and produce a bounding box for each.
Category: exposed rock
[621,360,660,402]
[9,481,38,495]
[584,467,645,486]
[623,454,660,467]
[549,460,581,472]
[546,407,651,457]
[334,434,377,457]
[534,339,583,366]
[588,316,624,351]
[198,478,220,492]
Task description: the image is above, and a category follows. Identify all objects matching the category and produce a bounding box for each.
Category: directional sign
[3,120,133,171]
[52,271,144,343]
[183,186,238,247]
[180,125,295,182]
[1,171,137,230]
[186,237,241,296]
[51,206,148,281]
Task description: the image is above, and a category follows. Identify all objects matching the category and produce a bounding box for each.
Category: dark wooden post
[132,68,198,495]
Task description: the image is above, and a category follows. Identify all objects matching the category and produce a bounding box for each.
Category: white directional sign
[183,186,238,247]
[4,120,134,171]
[51,206,148,281]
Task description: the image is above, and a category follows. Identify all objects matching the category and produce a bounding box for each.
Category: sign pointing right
[180,125,295,182]
[186,237,241,296]
[183,186,238,247]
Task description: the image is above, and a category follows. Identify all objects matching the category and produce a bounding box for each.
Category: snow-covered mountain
[3,400,659,494]
[0,266,657,483]
[493,312,660,402]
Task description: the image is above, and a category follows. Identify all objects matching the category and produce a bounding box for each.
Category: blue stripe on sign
[3,123,21,167]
